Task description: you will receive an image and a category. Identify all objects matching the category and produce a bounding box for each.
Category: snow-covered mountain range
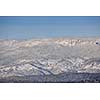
[0,38,100,81]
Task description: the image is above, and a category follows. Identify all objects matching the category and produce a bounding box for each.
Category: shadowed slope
[0,73,100,83]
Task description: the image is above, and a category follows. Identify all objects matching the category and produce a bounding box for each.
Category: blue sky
[0,16,100,39]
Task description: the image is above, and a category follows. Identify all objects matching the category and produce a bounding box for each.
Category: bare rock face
[0,38,100,78]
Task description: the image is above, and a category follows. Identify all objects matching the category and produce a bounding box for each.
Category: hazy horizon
[0,16,100,39]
